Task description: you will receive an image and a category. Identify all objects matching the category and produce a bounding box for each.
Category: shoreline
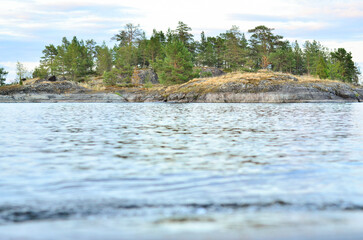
[1,72,362,103]
[0,92,360,103]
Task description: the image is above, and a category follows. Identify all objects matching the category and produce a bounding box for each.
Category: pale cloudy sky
[1,0,363,82]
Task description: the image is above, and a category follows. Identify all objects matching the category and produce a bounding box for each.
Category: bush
[200,71,213,78]
[103,69,120,86]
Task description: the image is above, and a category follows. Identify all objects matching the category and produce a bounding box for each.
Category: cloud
[0,0,362,80]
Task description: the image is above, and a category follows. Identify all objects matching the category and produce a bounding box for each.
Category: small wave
[1,200,363,224]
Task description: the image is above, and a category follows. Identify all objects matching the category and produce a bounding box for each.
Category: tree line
[31,22,360,85]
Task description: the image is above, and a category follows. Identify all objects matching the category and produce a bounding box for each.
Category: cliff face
[1,72,362,103]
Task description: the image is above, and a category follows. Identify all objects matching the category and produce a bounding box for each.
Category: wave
[1,200,363,224]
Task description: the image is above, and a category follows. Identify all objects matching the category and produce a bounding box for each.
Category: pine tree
[270,42,294,73]
[316,56,328,79]
[291,41,305,75]
[41,44,58,75]
[331,48,360,83]
[222,26,249,70]
[95,42,113,75]
[153,40,194,84]
[148,30,165,62]
[0,67,8,86]
[248,25,283,69]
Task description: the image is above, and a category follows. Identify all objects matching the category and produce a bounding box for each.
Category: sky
[1,0,363,82]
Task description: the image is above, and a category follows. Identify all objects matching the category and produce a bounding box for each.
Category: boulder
[199,67,225,78]
[48,76,57,81]
[131,69,159,85]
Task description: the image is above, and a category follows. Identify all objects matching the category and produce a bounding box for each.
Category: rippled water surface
[0,103,363,240]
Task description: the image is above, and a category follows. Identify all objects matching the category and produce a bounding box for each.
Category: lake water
[0,103,363,240]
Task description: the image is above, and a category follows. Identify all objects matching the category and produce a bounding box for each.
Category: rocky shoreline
[1,72,362,103]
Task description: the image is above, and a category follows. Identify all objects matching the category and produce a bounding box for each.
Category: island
[1,23,361,103]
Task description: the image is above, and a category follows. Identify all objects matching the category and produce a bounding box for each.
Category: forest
[29,22,361,86]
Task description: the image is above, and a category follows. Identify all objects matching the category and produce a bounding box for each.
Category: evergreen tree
[41,44,58,75]
[248,25,283,69]
[56,37,70,77]
[33,65,48,79]
[113,45,138,83]
[153,40,194,85]
[174,21,194,47]
[270,41,294,73]
[148,30,165,62]
[95,42,113,75]
[331,48,360,83]
[222,26,249,70]
[0,67,8,86]
[137,33,149,67]
[316,56,328,79]
[291,41,305,75]
[85,39,97,72]
[303,40,325,76]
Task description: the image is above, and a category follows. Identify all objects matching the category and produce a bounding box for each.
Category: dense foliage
[33,22,360,85]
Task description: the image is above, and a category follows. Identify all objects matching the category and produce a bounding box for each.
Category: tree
[16,61,28,84]
[85,39,97,72]
[41,44,58,75]
[248,25,283,69]
[112,45,138,83]
[291,41,305,75]
[148,29,165,62]
[174,21,194,47]
[270,41,294,73]
[153,40,194,85]
[303,40,326,76]
[33,65,48,79]
[95,42,113,75]
[0,67,8,86]
[112,23,144,47]
[316,56,328,79]
[56,37,71,77]
[331,48,360,83]
[62,37,92,80]
[137,33,149,67]
[222,26,249,70]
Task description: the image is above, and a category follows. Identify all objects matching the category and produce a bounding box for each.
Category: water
[0,103,363,240]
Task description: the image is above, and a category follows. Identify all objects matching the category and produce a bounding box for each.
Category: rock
[0,81,89,96]
[2,72,363,103]
[58,76,67,81]
[0,93,126,103]
[131,69,159,85]
[198,67,225,78]
[48,76,57,81]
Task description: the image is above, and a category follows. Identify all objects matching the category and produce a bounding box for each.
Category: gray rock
[131,69,159,85]
[0,93,126,103]
[199,67,225,78]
